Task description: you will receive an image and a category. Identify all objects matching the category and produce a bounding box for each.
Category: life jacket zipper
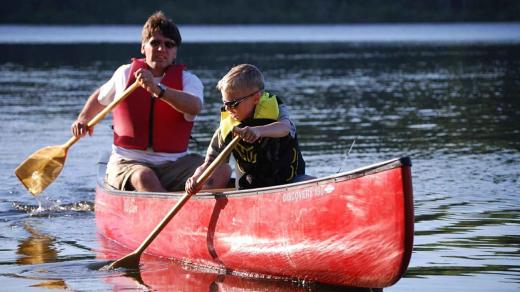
[148,96,155,148]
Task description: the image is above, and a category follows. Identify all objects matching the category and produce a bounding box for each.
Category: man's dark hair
[141,11,182,46]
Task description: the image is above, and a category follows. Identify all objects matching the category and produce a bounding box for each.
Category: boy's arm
[238,121,290,140]
[278,103,296,138]
[185,130,227,194]
[234,103,295,143]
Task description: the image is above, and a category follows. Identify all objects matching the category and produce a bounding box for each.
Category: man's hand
[135,68,161,97]
[71,118,93,137]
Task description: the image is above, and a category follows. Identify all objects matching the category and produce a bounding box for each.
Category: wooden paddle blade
[101,252,140,270]
[14,145,68,196]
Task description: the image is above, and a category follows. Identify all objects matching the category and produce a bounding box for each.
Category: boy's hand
[233,126,261,143]
[185,176,202,195]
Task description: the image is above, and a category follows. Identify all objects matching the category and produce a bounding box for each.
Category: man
[72,11,230,192]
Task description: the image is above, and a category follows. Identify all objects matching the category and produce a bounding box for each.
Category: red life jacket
[112,58,194,153]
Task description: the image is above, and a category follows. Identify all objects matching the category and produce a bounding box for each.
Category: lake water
[1,23,520,44]
[0,24,519,291]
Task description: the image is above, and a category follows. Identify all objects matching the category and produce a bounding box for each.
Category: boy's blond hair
[217,64,264,93]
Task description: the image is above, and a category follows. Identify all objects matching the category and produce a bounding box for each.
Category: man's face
[141,31,177,72]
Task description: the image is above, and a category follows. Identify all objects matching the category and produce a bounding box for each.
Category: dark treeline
[1,0,519,24]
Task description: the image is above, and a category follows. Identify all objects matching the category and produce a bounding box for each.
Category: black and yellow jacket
[220,92,305,189]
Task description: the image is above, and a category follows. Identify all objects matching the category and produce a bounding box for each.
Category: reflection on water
[0,41,519,291]
[96,236,380,292]
[14,223,69,290]
[16,224,58,265]
[30,280,68,289]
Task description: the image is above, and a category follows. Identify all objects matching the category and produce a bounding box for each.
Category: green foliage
[1,0,519,24]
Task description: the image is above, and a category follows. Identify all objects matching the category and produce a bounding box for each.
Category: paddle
[15,81,141,196]
[104,135,241,271]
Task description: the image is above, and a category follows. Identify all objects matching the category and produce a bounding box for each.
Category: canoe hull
[95,157,413,288]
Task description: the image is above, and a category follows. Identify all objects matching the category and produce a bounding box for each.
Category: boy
[186,64,310,194]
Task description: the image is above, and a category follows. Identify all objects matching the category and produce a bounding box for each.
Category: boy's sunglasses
[149,39,177,49]
[223,89,262,109]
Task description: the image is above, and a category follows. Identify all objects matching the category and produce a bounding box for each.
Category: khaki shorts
[105,153,204,191]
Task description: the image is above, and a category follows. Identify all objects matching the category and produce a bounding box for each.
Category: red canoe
[95,157,413,288]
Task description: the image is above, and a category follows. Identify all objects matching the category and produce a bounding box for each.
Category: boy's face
[222,88,261,121]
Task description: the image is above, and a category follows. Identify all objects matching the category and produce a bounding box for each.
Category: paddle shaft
[130,135,240,256]
[63,81,141,149]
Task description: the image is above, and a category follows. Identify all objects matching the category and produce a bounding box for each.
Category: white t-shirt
[100,64,204,165]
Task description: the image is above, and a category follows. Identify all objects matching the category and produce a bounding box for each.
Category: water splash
[12,199,94,217]
[34,197,44,214]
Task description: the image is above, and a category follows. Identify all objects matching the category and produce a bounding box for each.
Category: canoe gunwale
[96,153,411,199]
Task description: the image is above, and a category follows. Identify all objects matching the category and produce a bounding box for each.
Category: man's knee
[130,167,157,188]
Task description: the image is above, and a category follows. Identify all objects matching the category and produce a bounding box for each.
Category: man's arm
[157,87,202,116]
[71,89,106,137]
[135,69,203,116]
